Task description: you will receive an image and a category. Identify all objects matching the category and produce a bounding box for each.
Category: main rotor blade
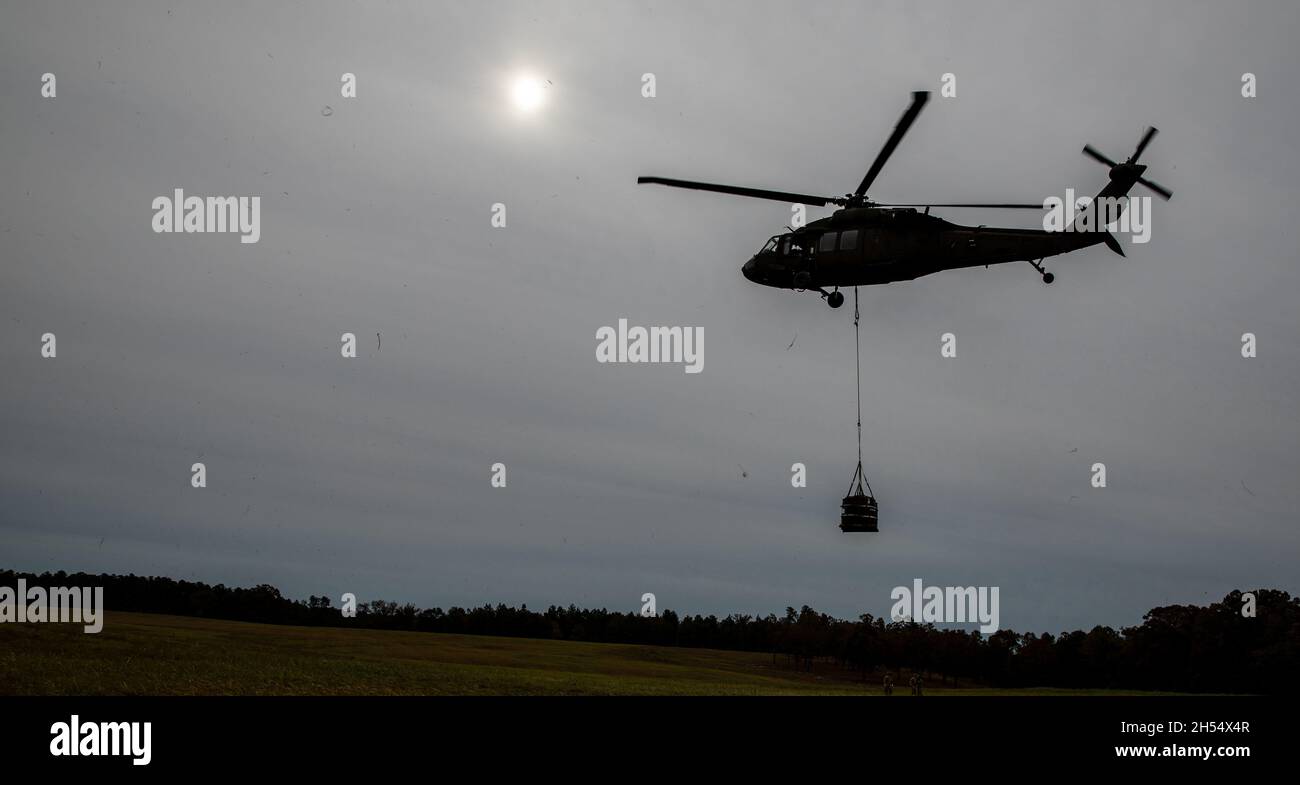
[855,91,930,197]
[1082,145,1118,167]
[637,176,837,207]
[1132,126,1158,162]
[881,203,1045,209]
[1138,177,1172,200]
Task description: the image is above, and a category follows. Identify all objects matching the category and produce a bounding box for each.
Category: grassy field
[0,611,1165,696]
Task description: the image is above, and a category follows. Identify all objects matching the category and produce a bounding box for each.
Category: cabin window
[819,232,838,253]
[839,229,859,251]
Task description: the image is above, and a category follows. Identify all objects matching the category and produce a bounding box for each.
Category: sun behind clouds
[509,72,548,113]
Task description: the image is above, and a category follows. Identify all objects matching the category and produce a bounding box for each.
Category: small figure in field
[913,674,924,696]
[883,673,894,696]
[908,673,918,696]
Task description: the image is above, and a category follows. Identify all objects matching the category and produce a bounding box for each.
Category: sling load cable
[841,286,879,532]
[852,286,871,495]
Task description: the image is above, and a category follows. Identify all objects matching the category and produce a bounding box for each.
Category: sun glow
[510,74,547,113]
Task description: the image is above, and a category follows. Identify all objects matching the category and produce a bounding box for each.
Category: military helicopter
[638,91,1171,308]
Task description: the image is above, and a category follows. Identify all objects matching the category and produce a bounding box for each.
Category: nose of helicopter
[742,256,758,282]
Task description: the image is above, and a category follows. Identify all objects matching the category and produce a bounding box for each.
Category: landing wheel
[1028,259,1053,284]
[827,291,845,309]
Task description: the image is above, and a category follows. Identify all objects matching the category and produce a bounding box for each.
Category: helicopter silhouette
[639,91,1171,308]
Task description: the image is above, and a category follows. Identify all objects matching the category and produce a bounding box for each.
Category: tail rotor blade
[1083,145,1118,167]
[1131,127,1158,162]
[1138,177,1172,200]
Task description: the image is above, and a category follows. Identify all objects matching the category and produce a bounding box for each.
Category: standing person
[883,673,894,696]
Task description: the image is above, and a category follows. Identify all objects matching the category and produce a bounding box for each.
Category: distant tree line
[3,569,1295,693]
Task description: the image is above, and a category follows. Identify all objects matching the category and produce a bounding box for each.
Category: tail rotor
[1082,127,1172,201]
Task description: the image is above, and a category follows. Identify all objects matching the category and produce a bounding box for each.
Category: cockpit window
[818,232,838,253]
[761,236,779,253]
[839,229,859,251]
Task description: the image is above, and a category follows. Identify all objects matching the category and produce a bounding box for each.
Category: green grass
[0,612,1170,696]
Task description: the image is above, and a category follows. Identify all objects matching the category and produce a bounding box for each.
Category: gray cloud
[2,0,1297,632]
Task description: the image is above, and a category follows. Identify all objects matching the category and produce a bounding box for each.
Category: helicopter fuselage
[741,207,1103,290]
[640,90,1167,304]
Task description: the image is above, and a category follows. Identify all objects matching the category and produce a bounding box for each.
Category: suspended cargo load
[840,494,878,532]
[841,461,878,533]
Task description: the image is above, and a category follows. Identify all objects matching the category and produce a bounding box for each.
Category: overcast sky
[2,0,1297,633]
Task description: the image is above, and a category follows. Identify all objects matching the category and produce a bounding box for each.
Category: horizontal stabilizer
[1102,232,1125,257]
